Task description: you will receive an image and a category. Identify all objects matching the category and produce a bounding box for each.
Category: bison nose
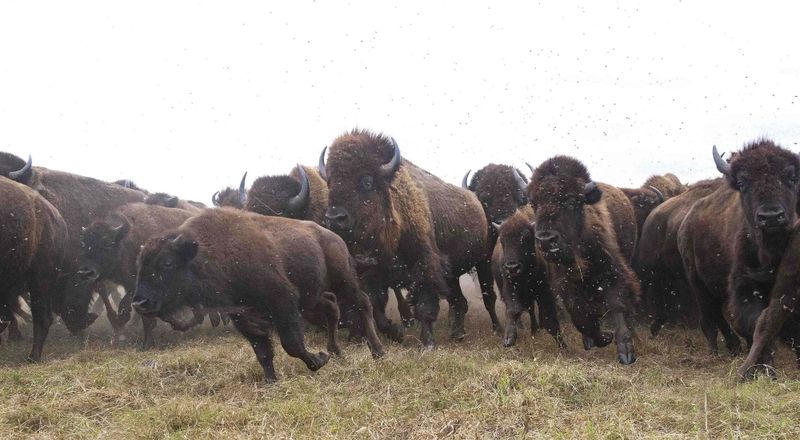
[535,230,560,244]
[325,206,351,230]
[756,206,787,228]
[77,267,99,281]
[503,262,522,274]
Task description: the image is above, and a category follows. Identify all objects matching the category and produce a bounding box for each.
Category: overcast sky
[1,1,799,204]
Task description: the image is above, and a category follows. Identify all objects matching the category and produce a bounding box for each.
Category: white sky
[1,1,799,205]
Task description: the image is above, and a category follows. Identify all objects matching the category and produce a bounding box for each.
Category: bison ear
[173,235,199,263]
[583,182,603,205]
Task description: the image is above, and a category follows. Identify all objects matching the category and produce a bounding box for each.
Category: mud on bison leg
[446,277,468,342]
[738,299,792,381]
[477,261,502,333]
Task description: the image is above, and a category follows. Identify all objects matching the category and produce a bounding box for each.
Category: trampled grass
[2,284,799,439]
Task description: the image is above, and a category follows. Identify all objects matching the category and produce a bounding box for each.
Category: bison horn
[379,137,402,178]
[238,172,248,206]
[462,170,472,189]
[647,185,665,204]
[526,162,534,175]
[584,181,598,195]
[8,154,32,183]
[513,168,528,194]
[492,221,503,231]
[286,165,310,213]
[319,146,328,182]
[212,191,221,206]
[712,145,731,176]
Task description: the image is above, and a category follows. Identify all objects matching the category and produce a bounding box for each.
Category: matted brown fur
[0,177,67,361]
[678,139,800,362]
[133,208,385,381]
[245,165,328,224]
[527,155,640,364]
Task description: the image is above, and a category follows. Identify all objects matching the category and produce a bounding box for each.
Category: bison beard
[0,178,67,362]
[132,209,385,382]
[527,155,640,365]
[679,140,800,368]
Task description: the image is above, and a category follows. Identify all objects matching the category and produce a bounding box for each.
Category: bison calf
[132,208,385,382]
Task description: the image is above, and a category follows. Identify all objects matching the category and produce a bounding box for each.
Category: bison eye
[360,176,375,192]
[735,177,749,193]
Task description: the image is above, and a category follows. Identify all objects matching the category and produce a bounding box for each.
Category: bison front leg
[445,277,468,342]
[26,280,54,363]
[536,289,566,350]
[477,260,502,333]
[604,283,637,365]
[564,294,612,351]
[232,317,278,382]
[738,296,794,380]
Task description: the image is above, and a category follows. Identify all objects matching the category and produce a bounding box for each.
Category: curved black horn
[318,146,328,182]
[712,145,731,176]
[513,168,528,194]
[462,170,472,189]
[584,181,598,195]
[212,191,221,206]
[379,137,402,178]
[526,162,534,175]
[647,185,665,204]
[8,155,32,183]
[238,172,248,206]
[286,165,310,214]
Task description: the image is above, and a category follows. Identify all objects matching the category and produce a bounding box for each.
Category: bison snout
[325,206,352,231]
[535,230,560,245]
[756,205,787,229]
[503,261,522,275]
[77,267,99,281]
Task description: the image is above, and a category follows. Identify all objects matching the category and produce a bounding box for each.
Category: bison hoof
[503,332,517,347]
[596,332,613,348]
[389,325,405,343]
[583,336,595,351]
[726,340,743,357]
[618,351,637,365]
[308,352,330,371]
[450,328,466,342]
[371,348,386,360]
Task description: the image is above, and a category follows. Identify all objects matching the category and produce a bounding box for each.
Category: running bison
[492,206,564,349]
[145,192,204,213]
[212,172,248,208]
[527,155,640,364]
[621,173,685,238]
[678,140,800,360]
[634,178,722,335]
[132,208,385,382]
[321,129,498,347]
[0,177,67,361]
[246,165,329,224]
[1,153,146,333]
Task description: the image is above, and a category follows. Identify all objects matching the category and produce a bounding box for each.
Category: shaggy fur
[0,177,67,362]
[145,192,204,213]
[246,165,329,225]
[133,208,385,382]
[527,155,640,364]
[678,139,800,364]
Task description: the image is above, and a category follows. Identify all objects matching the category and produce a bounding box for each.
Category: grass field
[2,281,800,439]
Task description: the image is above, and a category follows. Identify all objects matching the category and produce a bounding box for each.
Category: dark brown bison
[738,220,800,379]
[634,178,722,335]
[678,140,800,359]
[321,129,498,347]
[492,206,564,349]
[0,177,67,361]
[77,203,200,348]
[211,172,247,208]
[527,156,640,364]
[621,173,686,237]
[246,165,329,224]
[463,164,531,226]
[1,153,146,332]
[145,192,204,213]
[131,208,385,382]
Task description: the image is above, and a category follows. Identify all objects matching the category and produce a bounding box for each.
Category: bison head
[527,156,602,263]
[145,192,180,208]
[464,164,529,225]
[714,140,800,234]
[78,215,132,282]
[0,152,34,185]
[320,130,402,253]
[212,171,248,208]
[245,165,311,219]
[132,234,200,318]
[496,210,538,278]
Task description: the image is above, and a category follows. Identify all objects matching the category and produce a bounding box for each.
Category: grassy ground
[2,282,800,439]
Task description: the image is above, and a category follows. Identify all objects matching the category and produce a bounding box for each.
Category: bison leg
[26,281,54,363]
[565,295,612,350]
[502,293,523,347]
[738,297,792,380]
[232,318,278,382]
[306,293,342,357]
[477,261,502,333]
[272,292,330,372]
[537,291,566,350]
[328,268,386,359]
[445,277,468,342]
[140,316,158,350]
[605,288,636,365]
[528,302,540,335]
[394,287,416,328]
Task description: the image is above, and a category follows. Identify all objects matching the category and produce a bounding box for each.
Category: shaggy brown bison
[132,208,385,382]
[738,221,800,380]
[0,177,67,361]
[212,172,247,208]
[634,178,722,335]
[621,173,686,237]
[492,207,564,349]
[246,165,328,224]
[1,153,146,332]
[527,155,640,364]
[678,140,800,360]
[78,203,200,348]
[321,129,498,347]
[463,164,530,226]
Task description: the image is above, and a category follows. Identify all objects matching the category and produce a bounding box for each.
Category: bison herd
[1,131,799,382]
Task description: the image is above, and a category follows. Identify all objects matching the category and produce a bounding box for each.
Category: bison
[1,153,146,333]
[211,172,247,208]
[0,177,67,361]
[320,129,499,347]
[246,165,329,224]
[621,173,686,238]
[145,192,204,213]
[527,155,640,364]
[492,206,564,349]
[678,140,800,359]
[131,208,385,382]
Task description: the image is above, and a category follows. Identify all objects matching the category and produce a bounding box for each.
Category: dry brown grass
[2,281,800,439]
